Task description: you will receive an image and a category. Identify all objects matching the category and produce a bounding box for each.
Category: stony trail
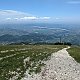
[22,47,80,80]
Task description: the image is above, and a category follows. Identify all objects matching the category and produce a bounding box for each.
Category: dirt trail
[22,46,80,80]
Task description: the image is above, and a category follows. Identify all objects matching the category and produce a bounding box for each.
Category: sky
[0,0,80,23]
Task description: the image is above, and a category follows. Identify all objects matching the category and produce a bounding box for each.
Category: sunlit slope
[0,45,66,80]
[67,46,80,63]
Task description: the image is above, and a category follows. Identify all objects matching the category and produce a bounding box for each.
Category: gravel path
[22,47,80,80]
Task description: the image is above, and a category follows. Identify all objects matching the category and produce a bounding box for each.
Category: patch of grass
[0,45,66,80]
[67,46,80,63]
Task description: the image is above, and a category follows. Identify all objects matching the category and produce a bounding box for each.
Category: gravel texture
[22,47,80,80]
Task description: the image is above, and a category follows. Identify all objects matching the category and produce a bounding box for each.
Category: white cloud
[0,10,32,16]
[20,16,51,20]
[0,10,51,23]
[67,1,80,4]
[20,17,38,20]
[40,17,51,20]
[14,18,19,20]
[0,10,33,20]
[6,18,11,20]
[55,18,60,20]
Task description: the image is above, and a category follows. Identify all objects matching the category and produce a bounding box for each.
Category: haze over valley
[0,23,80,45]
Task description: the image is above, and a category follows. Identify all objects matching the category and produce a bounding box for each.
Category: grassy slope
[0,45,66,80]
[67,46,80,63]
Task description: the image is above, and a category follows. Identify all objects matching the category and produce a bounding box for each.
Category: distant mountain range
[0,28,29,36]
[0,23,80,45]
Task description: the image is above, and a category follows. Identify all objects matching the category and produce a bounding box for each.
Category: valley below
[0,23,80,45]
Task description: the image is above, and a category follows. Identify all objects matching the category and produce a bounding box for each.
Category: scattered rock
[22,47,80,80]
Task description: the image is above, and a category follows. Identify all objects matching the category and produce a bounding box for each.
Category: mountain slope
[22,47,80,80]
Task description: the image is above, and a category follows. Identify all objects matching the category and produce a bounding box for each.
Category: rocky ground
[21,47,80,80]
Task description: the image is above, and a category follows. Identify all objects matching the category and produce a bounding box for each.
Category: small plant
[67,46,80,63]
[0,45,65,80]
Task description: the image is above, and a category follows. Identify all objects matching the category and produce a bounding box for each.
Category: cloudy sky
[0,0,80,23]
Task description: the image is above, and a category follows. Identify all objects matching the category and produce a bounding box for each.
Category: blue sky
[0,0,80,23]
